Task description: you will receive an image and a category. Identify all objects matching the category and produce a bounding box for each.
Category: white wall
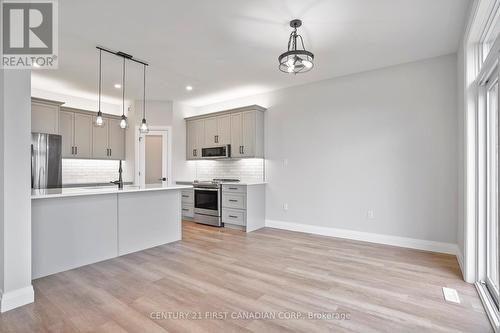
[194,55,458,244]
[0,70,34,312]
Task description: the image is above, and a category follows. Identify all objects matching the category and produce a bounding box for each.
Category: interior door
[92,117,108,159]
[59,111,74,158]
[73,113,92,158]
[145,135,163,184]
[140,130,168,186]
[217,115,231,145]
[108,118,125,160]
[230,112,243,158]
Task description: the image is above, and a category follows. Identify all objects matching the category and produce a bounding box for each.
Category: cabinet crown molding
[31,97,65,106]
[184,104,266,121]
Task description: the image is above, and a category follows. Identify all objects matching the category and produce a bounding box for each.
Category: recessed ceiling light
[186,85,193,91]
[114,83,121,89]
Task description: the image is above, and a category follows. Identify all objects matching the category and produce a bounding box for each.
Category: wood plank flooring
[0,221,492,332]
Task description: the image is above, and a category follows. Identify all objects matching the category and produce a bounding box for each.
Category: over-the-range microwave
[201,145,231,159]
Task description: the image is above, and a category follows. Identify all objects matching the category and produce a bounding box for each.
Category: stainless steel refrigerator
[31,133,62,189]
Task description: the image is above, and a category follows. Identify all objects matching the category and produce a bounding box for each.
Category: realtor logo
[1,0,58,68]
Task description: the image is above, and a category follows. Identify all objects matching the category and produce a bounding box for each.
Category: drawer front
[222,209,245,226]
[222,193,246,210]
[181,204,194,218]
[181,190,194,203]
[222,184,246,193]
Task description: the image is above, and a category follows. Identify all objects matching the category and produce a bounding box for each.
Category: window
[486,76,500,307]
[481,0,500,63]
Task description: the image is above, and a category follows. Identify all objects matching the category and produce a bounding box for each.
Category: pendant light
[139,64,149,134]
[278,19,314,74]
[119,57,128,129]
[95,49,104,126]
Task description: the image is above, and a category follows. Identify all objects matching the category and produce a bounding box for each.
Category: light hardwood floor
[0,221,492,332]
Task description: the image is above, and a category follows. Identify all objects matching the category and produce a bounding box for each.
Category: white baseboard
[0,285,34,313]
[265,219,458,255]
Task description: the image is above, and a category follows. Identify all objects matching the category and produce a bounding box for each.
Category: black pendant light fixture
[278,19,314,74]
[139,64,149,134]
[95,49,104,126]
[119,57,128,129]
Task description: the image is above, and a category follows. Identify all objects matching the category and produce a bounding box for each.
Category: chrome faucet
[110,160,124,189]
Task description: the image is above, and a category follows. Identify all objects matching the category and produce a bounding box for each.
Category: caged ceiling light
[278,19,314,74]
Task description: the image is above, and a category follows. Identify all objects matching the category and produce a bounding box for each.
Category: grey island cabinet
[31,184,191,279]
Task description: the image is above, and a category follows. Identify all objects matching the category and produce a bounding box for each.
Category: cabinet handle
[75,146,78,155]
[228,187,238,190]
[193,149,197,157]
[109,148,112,156]
[182,208,189,212]
[71,146,74,155]
[229,215,238,218]
[229,199,238,202]
[182,195,189,198]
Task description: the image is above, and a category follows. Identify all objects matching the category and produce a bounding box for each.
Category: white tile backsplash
[62,159,128,185]
[190,158,265,182]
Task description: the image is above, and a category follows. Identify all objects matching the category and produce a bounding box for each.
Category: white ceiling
[32,0,470,107]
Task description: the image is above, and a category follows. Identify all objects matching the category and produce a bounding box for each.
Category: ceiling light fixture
[119,58,128,129]
[278,19,314,74]
[95,49,104,127]
[139,64,149,134]
[114,83,121,89]
[186,85,193,91]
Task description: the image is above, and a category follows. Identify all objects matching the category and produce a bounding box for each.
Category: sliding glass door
[486,70,500,308]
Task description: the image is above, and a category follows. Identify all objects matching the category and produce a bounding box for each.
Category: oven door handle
[194,188,219,191]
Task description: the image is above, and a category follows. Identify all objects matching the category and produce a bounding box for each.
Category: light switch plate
[442,287,460,304]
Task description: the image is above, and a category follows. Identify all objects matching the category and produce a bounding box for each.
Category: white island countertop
[176,180,267,186]
[32,184,193,200]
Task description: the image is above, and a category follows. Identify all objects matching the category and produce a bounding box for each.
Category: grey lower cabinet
[181,189,194,219]
[222,184,265,232]
[31,98,64,135]
[59,110,92,159]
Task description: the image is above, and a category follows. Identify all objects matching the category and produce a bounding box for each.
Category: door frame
[135,125,172,186]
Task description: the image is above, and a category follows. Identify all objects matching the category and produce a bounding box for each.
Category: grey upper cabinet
[217,115,231,145]
[187,119,204,159]
[204,117,218,146]
[59,110,92,159]
[92,117,125,160]
[92,117,109,159]
[108,118,125,160]
[59,110,74,158]
[31,98,64,135]
[73,113,92,158]
[185,105,265,160]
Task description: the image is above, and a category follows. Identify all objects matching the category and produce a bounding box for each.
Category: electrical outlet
[283,203,288,211]
[367,210,375,219]
[442,287,460,304]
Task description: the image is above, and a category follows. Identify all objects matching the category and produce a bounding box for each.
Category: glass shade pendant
[139,64,149,134]
[95,49,105,126]
[278,19,314,74]
[119,58,128,129]
[139,118,149,134]
[95,111,104,126]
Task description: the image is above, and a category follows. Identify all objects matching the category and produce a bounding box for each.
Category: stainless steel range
[193,178,240,227]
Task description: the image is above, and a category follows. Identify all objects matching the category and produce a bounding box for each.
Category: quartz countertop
[32,184,193,200]
[175,180,267,186]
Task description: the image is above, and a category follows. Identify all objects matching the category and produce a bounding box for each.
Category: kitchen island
[31,184,192,279]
